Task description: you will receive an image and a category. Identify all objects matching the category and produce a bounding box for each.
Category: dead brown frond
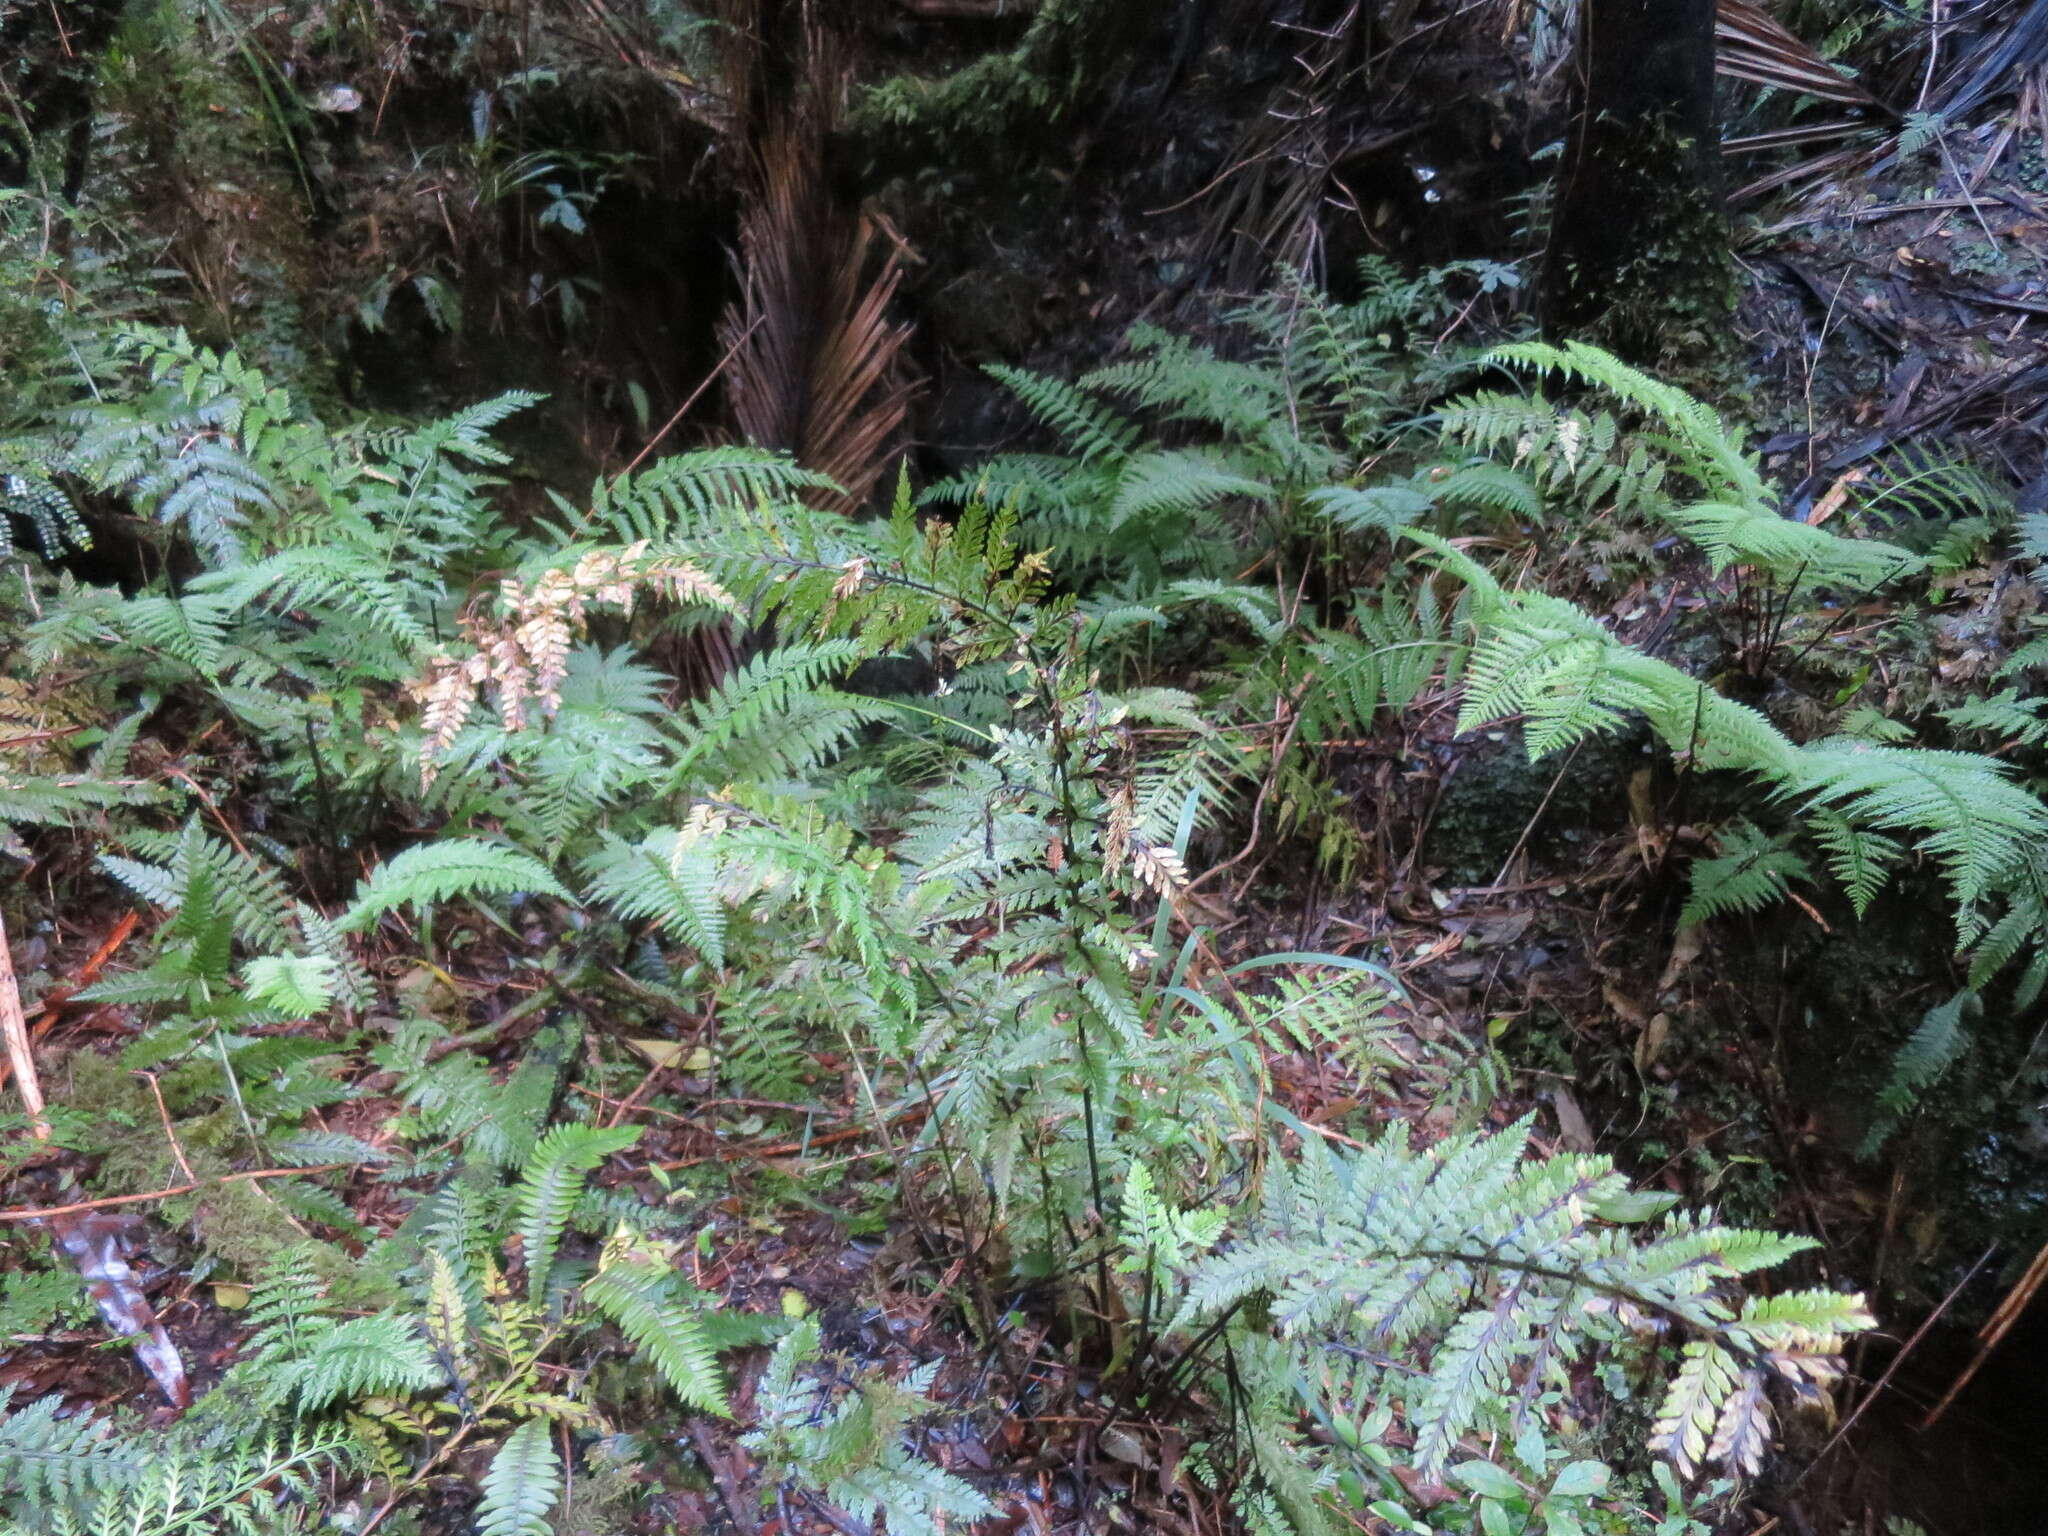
[717,38,916,510]
[1193,2,1369,292]
[413,546,736,781]
[1930,0,2048,119]
[1715,0,1888,111]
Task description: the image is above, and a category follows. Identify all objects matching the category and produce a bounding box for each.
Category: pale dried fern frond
[411,544,735,780]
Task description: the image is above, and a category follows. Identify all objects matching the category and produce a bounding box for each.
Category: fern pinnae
[986,363,1141,463]
[582,1237,728,1415]
[511,1124,643,1301]
[342,839,573,932]
[475,1417,562,1536]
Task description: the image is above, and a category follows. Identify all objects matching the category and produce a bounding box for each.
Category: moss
[1426,727,1649,884]
[1545,118,1738,364]
[850,0,1150,169]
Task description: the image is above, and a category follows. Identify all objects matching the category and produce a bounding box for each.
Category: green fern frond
[1663,500,1921,589]
[1680,822,1811,926]
[1943,688,2048,751]
[512,1124,643,1300]
[0,463,91,559]
[591,446,839,542]
[987,364,1141,462]
[191,548,431,650]
[0,1390,137,1519]
[582,1237,728,1415]
[343,839,573,932]
[1807,809,1899,917]
[282,1314,441,1410]
[1860,991,1978,1155]
[475,1418,562,1536]
[1107,450,1272,525]
[581,826,729,968]
[41,1423,358,1536]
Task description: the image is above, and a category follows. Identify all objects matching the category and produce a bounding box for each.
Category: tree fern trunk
[1539,0,1731,359]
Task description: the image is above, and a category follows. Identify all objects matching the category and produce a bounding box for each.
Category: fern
[582,822,730,969]
[986,363,1143,464]
[0,1389,138,1521]
[1681,821,1812,925]
[1943,688,2048,751]
[581,1229,728,1415]
[342,839,573,932]
[1178,1119,1871,1481]
[1408,529,2048,978]
[588,446,838,543]
[1860,991,1979,1155]
[511,1124,643,1300]
[744,1321,994,1531]
[29,1424,359,1536]
[475,1418,561,1536]
[0,463,91,559]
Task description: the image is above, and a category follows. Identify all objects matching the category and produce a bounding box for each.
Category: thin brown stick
[689,1418,762,1536]
[0,912,49,1140]
[0,911,144,1102]
[0,724,88,751]
[135,1071,197,1184]
[1796,1242,1995,1478]
[1921,1234,2048,1430]
[0,1164,350,1224]
[610,312,765,488]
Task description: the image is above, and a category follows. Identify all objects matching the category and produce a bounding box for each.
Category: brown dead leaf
[1658,924,1707,992]
[1635,1012,1671,1073]
[1551,1087,1596,1153]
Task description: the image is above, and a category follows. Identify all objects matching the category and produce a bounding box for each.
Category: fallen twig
[0,1163,352,1224]
[689,1417,762,1536]
[1920,1233,2048,1430]
[1796,1242,1994,1479]
[0,912,50,1140]
[0,911,142,1101]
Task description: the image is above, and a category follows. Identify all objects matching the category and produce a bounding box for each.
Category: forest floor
[7,4,2048,1535]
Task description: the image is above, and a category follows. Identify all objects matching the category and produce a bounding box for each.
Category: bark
[0,0,131,198]
[1540,0,1730,357]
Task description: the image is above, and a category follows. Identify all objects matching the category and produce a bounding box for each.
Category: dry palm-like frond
[1194,1,1366,292]
[1713,0,1899,201]
[718,54,916,511]
[1715,0,1886,110]
[1932,0,2048,122]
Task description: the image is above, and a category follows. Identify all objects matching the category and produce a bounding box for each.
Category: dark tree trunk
[1540,0,1730,358]
[0,0,130,198]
